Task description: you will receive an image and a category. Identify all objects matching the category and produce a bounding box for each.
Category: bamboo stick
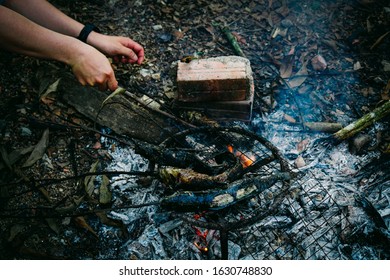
[333,100,390,141]
[213,22,246,57]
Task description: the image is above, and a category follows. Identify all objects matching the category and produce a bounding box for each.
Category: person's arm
[3,0,144,64]
[0,5,118,90]
[3,0,84,37]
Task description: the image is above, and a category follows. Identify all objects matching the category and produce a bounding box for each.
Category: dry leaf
[322,39,338,51]
[40,78,60,102]
[173,30,184,40]
[287,61,308,88]
[279,46,295,78]
[0,146,12,170]
[271,26,288,38]
[45,218,61,234]
[95,212,126,229]
[0,146,34,171]
[231,31,247,45]
[280,54,294,78]
[8,224,27,242]
[381,80,390,100]
[370,31,390,50]
[297,139,310,153]
[22,129,50,168]
[74,216,99,239]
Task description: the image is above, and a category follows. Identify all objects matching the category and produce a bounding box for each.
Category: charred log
[161,172,292,212]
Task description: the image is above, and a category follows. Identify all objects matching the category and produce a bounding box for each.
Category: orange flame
[192,225,209,253]
[227,145,255,168]
[194,241,208,253]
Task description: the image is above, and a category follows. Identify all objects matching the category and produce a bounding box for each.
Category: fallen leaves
[370,31,390,50]
[279,48,295,79]
[22,129,50,168]
[74,216,99,239]
[286,61,308,88]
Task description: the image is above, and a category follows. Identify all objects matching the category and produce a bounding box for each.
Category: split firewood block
[175,56,254,121]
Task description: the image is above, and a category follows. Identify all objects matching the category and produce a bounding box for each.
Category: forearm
[2,0,84,38]
[0,6,88,65]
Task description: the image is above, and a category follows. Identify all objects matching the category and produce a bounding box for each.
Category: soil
[0,0,389,259]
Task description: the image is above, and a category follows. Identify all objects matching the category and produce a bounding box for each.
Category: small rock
[152,24,163,31]
[295,156,306,168]
[354,61,363,71]
[139,68,152,77]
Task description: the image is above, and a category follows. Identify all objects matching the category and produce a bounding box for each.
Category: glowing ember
[227,144,255,168]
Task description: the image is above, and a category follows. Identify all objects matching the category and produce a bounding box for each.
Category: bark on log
[36,64,180,144]
[333,100,390,141]
[304,122,343,133]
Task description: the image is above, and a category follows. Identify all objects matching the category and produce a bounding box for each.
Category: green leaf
[84,160,99,197]
[99,175,112,204]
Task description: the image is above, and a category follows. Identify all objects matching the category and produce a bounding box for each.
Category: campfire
[98,53,389,259]
[103,119,388,260]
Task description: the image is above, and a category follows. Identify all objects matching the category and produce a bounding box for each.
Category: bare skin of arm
[0,0,145,91]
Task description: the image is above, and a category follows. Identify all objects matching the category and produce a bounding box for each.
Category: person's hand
[87,33,145,65]
[70,44,118,91]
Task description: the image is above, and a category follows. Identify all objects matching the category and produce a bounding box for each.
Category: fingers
[95,73,118,92]
[116,37,145,65]
[76,70,118,92]
[113,54,138,64]
[106,74,118,91]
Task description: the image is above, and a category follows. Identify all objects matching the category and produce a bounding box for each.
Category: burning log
[160,172,292,212]
[333,100,390,141]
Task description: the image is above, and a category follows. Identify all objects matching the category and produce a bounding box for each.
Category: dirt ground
[0,0,389,259]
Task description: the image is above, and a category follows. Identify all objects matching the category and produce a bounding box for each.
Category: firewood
[304,122,343,133]
[161,172,291,212]
[36,63,180,144]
